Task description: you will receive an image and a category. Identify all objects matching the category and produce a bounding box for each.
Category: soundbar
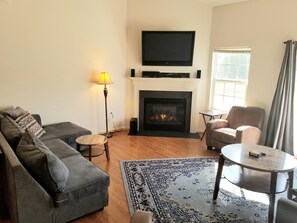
[142,71,190,78]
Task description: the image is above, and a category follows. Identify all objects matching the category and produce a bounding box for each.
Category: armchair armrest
[235,125,261,144]
[275,198,297,223]
[206,119,228,131]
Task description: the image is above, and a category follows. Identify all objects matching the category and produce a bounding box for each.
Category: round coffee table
[76,134,110,162]
[213,144,297,223]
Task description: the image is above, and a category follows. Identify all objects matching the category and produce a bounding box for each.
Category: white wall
[126,0,213,132]
[0,0,127,133]
[3,0,293,137]
[210,0,297,139]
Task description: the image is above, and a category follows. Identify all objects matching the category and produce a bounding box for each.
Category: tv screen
[142,31,195,66]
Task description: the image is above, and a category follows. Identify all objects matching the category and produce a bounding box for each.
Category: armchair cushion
[227,106,265,129]
[206,119,228,131]
[211,128,236,144]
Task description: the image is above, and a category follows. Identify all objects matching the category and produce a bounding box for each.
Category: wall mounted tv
[142,31,195,66]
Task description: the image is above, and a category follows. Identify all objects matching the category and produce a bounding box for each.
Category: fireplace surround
[130,77,200,133]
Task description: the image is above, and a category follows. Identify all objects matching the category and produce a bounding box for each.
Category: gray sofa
[0,110,110,223]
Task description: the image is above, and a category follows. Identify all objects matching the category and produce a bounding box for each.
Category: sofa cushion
[15,112,46,137]
[0,116,24,149]
[53,153,110,207]
[41,122,91,148]
[16,131,69,194]
[43,138,110,207]
[44,139,80,159]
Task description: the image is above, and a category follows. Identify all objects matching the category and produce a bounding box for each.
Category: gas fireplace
[139,91,192,133]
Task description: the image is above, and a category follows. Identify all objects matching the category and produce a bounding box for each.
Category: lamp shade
[97,72,113,85]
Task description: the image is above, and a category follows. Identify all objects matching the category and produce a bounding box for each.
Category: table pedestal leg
[268,172,277,223]
[88,145,92,161]
[104,142,110,161]
[287,171,294,199]
[213,154,225,200]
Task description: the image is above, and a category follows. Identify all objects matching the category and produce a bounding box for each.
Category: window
[209,49,251,111]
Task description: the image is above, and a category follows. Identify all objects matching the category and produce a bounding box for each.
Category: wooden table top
[222,144,297,173]
[199,110,226,117]
[76,134,107,146]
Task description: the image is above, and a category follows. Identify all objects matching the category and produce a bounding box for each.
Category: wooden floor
[1,130,220,223]
[73,130,219,223]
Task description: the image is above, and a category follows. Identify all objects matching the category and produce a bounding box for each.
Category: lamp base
[102,132,113,138]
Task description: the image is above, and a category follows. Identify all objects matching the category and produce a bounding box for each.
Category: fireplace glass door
[144,98,187,131]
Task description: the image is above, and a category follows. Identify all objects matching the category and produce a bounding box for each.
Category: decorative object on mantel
[120,157,278,223]
[97,72,113,138]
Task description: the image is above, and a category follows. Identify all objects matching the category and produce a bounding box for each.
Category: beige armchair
[206,106,265,150]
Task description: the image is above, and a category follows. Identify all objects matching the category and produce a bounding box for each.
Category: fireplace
[139,91,192,133]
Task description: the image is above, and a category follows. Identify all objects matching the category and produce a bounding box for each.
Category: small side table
[76,134,110,162]
[199,110,226,141]
[213,144,297,223]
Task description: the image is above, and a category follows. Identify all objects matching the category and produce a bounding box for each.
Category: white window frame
[209,48,251,112]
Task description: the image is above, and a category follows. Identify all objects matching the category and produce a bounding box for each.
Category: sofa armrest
[275,198,297,223]
[235,125,261,144]
[0,133,54,223]
[206,119,228,131]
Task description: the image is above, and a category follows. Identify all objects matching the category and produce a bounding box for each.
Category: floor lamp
[97,72,113,138]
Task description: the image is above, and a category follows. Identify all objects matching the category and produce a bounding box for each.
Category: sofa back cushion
[4,106,27,119]
[4,106,46,138]
[0,116,24,149]
[16,131,69,194]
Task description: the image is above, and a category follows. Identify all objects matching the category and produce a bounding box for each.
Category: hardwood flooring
[72,130,219,223]
[0,130,219,223]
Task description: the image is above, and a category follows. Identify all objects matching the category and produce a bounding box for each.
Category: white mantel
[129,77,200,132]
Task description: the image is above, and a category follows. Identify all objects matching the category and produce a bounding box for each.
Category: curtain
[265,40,297,155]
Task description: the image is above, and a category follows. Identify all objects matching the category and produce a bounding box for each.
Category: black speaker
[131,69,135,77]
[197,70,201,79]
[128,118,138,135]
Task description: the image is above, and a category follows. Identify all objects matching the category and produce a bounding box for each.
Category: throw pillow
[4,106,27,119]
[0,116,24,149]
[15,112,46,138]
[16,131,69,194]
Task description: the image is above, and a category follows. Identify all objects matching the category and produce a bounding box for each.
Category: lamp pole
[103,84,110,137]
[97,72,113,138]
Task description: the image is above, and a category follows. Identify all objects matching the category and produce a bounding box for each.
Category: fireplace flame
[151,112,177,122]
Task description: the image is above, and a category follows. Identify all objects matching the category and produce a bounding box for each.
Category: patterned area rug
[120,157,270,223]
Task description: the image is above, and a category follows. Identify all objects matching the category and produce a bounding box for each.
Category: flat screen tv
[142,31,195,66]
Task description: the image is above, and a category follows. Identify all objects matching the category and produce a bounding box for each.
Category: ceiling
[198,0,249,7]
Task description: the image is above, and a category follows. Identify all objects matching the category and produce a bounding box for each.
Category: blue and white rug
[120,157,270,223]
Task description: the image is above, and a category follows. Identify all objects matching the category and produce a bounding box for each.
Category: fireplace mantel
[130,77,200,132]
